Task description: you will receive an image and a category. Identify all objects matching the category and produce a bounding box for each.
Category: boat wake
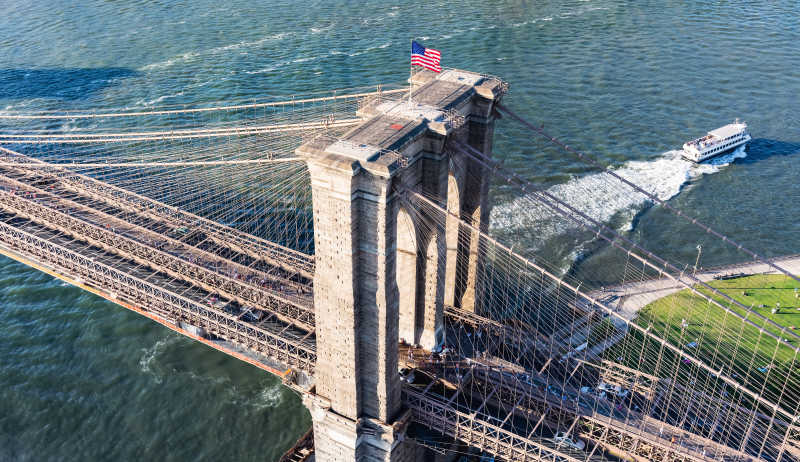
[491,146,747,259]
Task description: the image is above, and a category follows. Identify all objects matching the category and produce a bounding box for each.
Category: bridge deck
[403,378,613,462]
[0,148,315,279]
[0,161,316,332]
[400,342,756,462]
[0,207,317,377]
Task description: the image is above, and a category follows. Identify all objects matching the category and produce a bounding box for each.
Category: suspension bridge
[0,68,797,462]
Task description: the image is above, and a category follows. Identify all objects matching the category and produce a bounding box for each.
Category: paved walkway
[590,254,800,323]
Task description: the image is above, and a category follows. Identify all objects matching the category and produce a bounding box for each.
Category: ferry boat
[682,120,751,163]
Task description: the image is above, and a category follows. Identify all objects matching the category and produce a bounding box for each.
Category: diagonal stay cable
[496,103,800,286]
[0,159,303,168]
[454,140,800,347]
[0,89,407,119]
[399,184,799,425]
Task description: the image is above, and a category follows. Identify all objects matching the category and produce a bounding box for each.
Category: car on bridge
[597,382,629,398]
[553,432,585,451]
[580,386,606,399]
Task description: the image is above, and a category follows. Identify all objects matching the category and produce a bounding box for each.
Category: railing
[0,215,316,373]
[0,181,315,331]
[403,382,586,462]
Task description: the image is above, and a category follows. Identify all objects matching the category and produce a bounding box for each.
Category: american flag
[411,41,441,73]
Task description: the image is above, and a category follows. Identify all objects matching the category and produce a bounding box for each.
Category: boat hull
[681,135,751,163]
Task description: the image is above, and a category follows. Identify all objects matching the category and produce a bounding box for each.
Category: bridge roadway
[0,151,319,380]
[0,211,317,372]
[401,349,758,462]
[0,166,315,331]
[0,147,315,280]
[0,151,781,461]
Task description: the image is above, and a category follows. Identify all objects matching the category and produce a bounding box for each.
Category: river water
[1,1,798,460]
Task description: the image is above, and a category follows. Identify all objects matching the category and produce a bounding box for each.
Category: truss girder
[467,367,756,462]
[403,383,586,462]
[0,176,315,331]
[0,213,316,373]
[0,148,315,279]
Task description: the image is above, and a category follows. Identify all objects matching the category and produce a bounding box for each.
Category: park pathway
[592,254,800,322]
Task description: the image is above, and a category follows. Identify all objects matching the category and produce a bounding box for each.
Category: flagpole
[408,39,413,106]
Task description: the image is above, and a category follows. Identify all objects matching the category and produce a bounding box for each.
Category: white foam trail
[134,91,185,107]
[491,146,746,244]
[139,336,179,383]
[225,383,284,409]
[253,384,283,409]
[139,32,293,71]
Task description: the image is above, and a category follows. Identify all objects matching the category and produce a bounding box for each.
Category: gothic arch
[396,205,418,345]
[444,166,463,308]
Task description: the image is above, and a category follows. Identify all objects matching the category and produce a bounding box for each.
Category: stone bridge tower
[297,69,505,462]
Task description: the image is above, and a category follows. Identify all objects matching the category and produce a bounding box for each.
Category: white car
[580,386,607,399]
[597,382,629,398]
[553,432,585,451]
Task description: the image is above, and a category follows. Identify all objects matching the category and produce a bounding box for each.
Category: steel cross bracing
[402,313,762,462]
[0,167,315,331]
[403,381,594,462]
[403,297,778,462]
[403,357,758,462]
[0,148,314,279]
[0,212,316,372]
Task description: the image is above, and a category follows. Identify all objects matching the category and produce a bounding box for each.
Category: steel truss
[0,173,314,331]
[0,148,314,279]
[403,382,588,462]
[0,215,316,373]
[465,366,756,462]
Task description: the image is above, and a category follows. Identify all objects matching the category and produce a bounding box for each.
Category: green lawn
[603,274,800,416]
[697,274,800,336]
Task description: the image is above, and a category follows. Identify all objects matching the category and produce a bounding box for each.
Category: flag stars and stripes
[411,41,442,73]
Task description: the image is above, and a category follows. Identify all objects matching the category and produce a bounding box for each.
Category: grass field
[603,274,800,416]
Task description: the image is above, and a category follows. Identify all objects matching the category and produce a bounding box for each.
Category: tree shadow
[0,68,138,101]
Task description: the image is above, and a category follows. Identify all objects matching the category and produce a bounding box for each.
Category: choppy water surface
[1,1,798,460]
